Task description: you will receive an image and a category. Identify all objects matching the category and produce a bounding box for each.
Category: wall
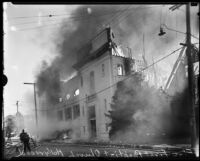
[79,51,114,141]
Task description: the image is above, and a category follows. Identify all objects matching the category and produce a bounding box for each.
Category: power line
[8,7,134,31]
[32,46,184,112]
[9,5,160,31]
[110,5,156,29]
[162,24,199,40]
[8,6,138,26]
[104,5,133,27]
[8,8,127,26]
[6,5,154,21]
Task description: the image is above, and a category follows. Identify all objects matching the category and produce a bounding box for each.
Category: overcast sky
[3,3,199,117]
[3,3,79,116]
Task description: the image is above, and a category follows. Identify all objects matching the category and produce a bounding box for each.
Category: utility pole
[169,3,197,150]
[185,2,197,150]
[24,83,38,128]
[33,83,38,127]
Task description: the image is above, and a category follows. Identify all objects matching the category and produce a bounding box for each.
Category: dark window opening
[82,106,85,116]
[102,64,105,77]
[81,76,83,87]
[57,110,63,121]
[73,105,80,119]
[65,108,72,120]
[90,71,95,94]
[88,105,96,119]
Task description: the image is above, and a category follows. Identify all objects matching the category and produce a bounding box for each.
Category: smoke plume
[107,73,192,144]
[36,5,188,109]
[33,5,198,141]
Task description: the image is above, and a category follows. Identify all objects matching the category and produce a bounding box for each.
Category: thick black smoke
[36,5,127,107]
[36,5,192,110]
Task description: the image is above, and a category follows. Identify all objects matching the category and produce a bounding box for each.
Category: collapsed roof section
[73,27,132,70]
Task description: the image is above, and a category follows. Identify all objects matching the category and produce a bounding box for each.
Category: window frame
[65,107,72,120]
[73,104,80,119]
[117,64,123,76]
[102,64,105,77]
[57,110,63,121]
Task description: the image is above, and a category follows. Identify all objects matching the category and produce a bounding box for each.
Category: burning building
[39,27,145,141]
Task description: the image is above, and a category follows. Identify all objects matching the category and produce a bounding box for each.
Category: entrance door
[88,105,96,139]
[90,119,96,138]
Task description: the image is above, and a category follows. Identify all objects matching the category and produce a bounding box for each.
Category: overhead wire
[162,24,199,40]
[9,5,193,111]
[6,5,154,21]
[7,6,135,31]
[8,5,160,31]
[8,8,128,26]
[28,46,184,112]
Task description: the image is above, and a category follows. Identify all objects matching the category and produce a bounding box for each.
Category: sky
[3,3,199,117]
[3,3,80,116]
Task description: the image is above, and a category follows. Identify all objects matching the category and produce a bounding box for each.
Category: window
[59,98,63,102]
[74,89,79,96]
[117,64,123,76]
[90,71,95,94]
[106,123,109,132]
[88,105,95,119]
[66,94,70,100]
[80,76,83,87]
[57,110,63,121]
[73,105,80,119]
[102,64,105,77]
[82,106,85,116]
[104,99,107,111]
[65,108,72,120]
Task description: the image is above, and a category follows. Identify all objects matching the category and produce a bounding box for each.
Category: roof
[73,27,111,70]
[73,42,110,70]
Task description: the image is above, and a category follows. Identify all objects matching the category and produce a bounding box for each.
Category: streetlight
[23,82,38,128]
[158,26,166,36]
[158,24,199,40]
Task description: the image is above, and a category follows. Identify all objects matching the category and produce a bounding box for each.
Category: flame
[60,72,77,83]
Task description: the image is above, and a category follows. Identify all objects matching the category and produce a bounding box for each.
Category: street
[4,141,197,159]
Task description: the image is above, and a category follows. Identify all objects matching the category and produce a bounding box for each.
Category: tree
[5,115,16,137]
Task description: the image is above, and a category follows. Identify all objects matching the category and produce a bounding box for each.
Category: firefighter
[19,129,31,154]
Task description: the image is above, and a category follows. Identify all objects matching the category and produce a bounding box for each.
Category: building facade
[54,27,144,141]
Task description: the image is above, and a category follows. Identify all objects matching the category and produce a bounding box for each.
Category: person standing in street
[19,129,31,154]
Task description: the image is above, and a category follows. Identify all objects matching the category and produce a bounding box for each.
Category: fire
[63,133,68,140]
